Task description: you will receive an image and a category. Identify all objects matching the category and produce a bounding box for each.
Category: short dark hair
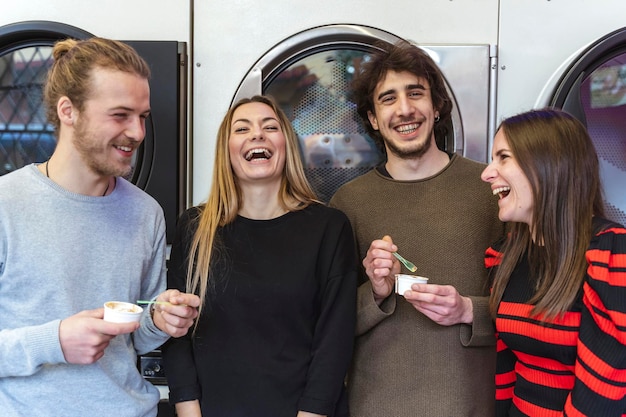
[351,40,453,150]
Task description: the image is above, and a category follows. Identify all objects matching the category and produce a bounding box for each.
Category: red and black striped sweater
[485,218,626,416]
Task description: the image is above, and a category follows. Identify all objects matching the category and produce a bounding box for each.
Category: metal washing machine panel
[497,0,626,120]
[230,25,492,202]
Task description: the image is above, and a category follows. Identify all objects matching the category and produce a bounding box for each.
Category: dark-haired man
[330,41,504,417]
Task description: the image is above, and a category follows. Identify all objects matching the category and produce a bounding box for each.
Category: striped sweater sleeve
[494,334,516,416]
[485,244,515,415]
[566,225,626,416]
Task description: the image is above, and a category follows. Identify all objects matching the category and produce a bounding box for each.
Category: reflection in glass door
[264,49,384,203]
[580,55,626,225]
[0,45,55,175]
[552,27,626,226]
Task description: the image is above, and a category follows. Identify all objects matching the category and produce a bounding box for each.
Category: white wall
[0,0,190,41]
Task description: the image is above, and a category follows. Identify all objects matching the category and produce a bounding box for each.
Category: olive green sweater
[330,154,504,417]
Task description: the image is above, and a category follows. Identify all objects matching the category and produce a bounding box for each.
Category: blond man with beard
[0,37,199,417]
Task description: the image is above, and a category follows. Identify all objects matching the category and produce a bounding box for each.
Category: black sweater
[162,203,357,417]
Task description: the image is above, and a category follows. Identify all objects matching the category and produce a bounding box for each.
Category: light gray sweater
[0,164,169,417]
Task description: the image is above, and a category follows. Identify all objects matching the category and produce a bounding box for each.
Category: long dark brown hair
[489,108,605,319]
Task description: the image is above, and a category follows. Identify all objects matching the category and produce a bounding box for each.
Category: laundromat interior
[2,0,626,414]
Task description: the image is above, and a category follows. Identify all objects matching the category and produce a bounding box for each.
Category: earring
[434,115,440,123]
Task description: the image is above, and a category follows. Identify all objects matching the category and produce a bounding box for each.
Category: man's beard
[384,131,433,159]
[73,119,133,178]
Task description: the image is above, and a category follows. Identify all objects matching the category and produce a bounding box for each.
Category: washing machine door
[0,21,93,175]
[233,24,490,202]
[550,27,626,226]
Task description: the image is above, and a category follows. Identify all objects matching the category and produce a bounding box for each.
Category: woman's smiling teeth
[492,186,511,199]
[245,148,272,161]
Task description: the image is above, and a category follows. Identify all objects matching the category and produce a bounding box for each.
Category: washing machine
[192,0,500,203]
[497,0,626,226]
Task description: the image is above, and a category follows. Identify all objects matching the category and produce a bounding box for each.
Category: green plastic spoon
[393,252,417,273]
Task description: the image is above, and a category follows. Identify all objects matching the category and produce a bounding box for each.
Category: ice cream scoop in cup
[395,274,429,295]
[103,301,143,323]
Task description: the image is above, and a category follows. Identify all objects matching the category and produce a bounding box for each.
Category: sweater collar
[376,152,454,179]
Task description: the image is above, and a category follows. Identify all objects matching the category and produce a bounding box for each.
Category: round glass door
[552,27,626,225]
[265,48,386,203]
[0,44,54,174]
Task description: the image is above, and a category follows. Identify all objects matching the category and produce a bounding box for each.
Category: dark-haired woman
[481,108,626,416]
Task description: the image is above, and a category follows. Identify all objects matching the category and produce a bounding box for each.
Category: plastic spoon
[136,300,172,306]
[392,252,417,273]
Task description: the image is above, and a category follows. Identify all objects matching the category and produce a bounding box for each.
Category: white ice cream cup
[395,274,429,295]
[103,301,143,323]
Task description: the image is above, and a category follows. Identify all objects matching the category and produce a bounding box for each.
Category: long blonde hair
[489,109,605,320]
[186,96,319,316]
